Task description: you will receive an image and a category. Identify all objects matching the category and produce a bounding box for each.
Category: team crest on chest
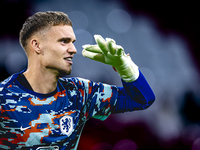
[60,115,73,136]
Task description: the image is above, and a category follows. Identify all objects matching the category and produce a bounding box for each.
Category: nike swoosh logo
[20,126,31,131]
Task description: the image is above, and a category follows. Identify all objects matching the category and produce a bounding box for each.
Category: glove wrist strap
[115,59,139,82]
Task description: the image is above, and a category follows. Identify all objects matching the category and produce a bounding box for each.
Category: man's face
[39,25,77,76]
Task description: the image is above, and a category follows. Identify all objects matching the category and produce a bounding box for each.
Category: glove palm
[82,35,139,82]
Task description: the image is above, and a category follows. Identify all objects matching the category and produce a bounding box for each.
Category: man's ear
[30,39,41,54]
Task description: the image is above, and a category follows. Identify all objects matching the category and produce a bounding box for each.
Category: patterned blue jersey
[0,71,155,150]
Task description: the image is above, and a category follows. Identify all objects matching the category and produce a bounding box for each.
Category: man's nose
[68,43,77,55]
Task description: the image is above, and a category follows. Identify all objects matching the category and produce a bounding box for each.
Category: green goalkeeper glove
[82,35,139,82]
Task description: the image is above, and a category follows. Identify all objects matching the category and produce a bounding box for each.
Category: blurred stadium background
[1,0,200,150]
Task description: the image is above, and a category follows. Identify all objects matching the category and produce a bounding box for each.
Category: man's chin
[58,69,72,77]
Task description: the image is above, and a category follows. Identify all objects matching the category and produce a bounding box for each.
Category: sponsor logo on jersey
[20,125,32,131]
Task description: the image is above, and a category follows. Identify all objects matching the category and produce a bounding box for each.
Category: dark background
[1,0,200,71]
[1,0,200,150]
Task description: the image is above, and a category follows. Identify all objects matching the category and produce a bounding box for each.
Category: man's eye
[60,39,71,44]
[61,40,68,44]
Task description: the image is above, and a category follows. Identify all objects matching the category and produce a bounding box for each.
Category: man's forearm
[112,71,155,113]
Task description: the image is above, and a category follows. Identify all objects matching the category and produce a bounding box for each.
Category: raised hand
[82,35,139,82]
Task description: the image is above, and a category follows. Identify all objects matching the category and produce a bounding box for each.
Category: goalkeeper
[0,11,155,150]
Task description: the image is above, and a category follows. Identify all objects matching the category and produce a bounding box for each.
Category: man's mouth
[64,57,73,64]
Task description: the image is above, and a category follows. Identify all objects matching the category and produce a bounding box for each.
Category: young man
[0,11,155,150]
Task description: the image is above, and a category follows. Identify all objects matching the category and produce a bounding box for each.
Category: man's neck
[23,69,58,94]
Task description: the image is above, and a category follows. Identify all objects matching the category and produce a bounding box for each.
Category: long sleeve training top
[0,70,155,150]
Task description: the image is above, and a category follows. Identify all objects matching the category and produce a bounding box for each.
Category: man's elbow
[143,93,155,110]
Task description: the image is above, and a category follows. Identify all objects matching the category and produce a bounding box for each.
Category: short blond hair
[19,11,72,50]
